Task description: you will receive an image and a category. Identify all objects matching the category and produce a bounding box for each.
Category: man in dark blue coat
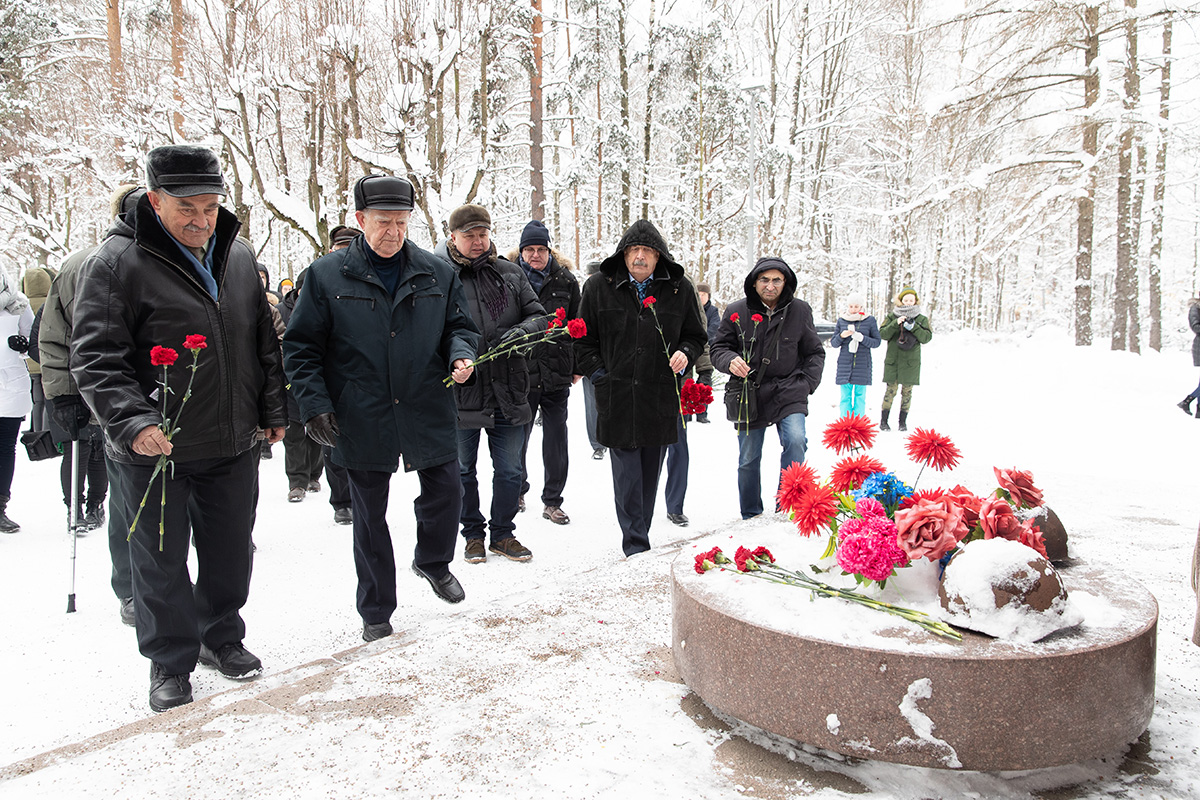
[282,175,480,642]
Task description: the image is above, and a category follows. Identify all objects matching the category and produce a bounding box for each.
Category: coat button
[390,331,396,338]
[394,399,399,404]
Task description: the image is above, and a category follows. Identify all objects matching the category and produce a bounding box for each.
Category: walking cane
[66,438,80,613]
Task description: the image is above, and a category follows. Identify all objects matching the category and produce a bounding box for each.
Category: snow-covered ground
[1,327,1198,798]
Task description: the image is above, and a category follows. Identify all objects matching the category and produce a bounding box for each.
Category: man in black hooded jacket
[573,220,707,556]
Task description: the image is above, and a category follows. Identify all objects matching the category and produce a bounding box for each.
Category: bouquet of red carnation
[442,308,587,386]
[680,378,713,415]
[130,334,208,550]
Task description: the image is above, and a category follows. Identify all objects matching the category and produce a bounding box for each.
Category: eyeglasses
[756,277,784,287]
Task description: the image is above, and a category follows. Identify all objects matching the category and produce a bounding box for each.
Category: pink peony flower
[894,497,967,561]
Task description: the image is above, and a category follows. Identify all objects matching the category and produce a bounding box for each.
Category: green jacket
[879,312,932,385]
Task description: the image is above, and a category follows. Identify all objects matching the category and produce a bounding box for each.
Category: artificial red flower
[751,313,763,323]
[1018,522,1048,559]
[894,497,967,561]
[566,318,587,339]
[150,346,178,367]
[899,488,946,509]
[822,414,876,454]
[555,306,566,321]
[905,428,962,472]
[944,485,983,530]
[642,296,656,308]
[829,454,886,492]
[836,528,908,582]
[793,483,840,537]
[978,496,1024,541]
[776,462,818,514]
[993,467,1044,509]
[182,334,207,351]
[729,312,739,323]
[694,546,724,574]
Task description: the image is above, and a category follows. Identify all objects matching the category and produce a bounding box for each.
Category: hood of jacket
[743,257,797,312]
[598,220,685,283]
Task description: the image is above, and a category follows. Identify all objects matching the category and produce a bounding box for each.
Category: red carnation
[905,428,962,472]
[734,546,759,572]
[567,318,587,339]
[729,313,739,323]
[150,346,178,367]
[694,547,724,574]
[680,378,714,415]
[555,306,567,321]
[994,467,1044,509]
[776,461,818,514]
[822,414,876,454]
[749,545,774,564]
[751,313,763,323]
[547,318,563,329]
[829,454,886,492]
[182,334,207,351]
[642,296,656,308]
[793,484,840,537]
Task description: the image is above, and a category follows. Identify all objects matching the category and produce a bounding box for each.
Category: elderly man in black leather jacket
[72,146,287,713]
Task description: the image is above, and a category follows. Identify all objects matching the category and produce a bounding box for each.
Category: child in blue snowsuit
[831,294,881,417]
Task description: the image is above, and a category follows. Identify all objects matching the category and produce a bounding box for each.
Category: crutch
[66,438,80,613]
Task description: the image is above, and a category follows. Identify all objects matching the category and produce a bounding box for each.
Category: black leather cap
[145,146,226,197]
[354,175,415,211]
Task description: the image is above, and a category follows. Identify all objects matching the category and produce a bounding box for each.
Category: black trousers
[59,424,108,508]
[283,420,323,489]
[112,451,258,675]
[346,459,460,625]
[520,387,570,507]
[324,446,351,510]
[105,454,132,601]
[609,446,666,556]
[664,416,688,516]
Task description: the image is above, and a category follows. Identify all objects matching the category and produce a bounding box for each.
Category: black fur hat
[145,146,226,197]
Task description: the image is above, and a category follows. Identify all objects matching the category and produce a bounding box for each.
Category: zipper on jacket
[335,295,376,310]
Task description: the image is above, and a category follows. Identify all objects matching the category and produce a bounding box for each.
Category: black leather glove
[305,412,341,447]
[499,327,526,345]
[7,334,29,354]
[51,395,91,441]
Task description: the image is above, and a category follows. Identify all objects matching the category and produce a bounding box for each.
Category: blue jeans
[737,413,808,519]
[457,411,525,543]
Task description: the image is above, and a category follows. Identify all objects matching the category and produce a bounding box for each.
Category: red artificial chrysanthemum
[694,546,724,574]
[150,346,178,367]
[751,313,763,323]
[793,484,840,537]
[776,461,818,514]
[642,296,656,308]
[899,488,947,509]
[729,312,739,323]
[182,334,207,351]
[567,318,587,339]
[829,454,886,492]
[822,414,877,454]
[905,428,962,472]
[555,306,567,321]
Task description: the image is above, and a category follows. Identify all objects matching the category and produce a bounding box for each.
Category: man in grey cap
[283,175,480,642]
[72,145,287,712]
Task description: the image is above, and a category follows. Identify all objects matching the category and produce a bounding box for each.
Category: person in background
[20,266,55,433]
[580,260,606,460]
[0,269,34,533]
[1177,297,1200,418]
[510,220,580,526]
[879,287,933,431]
[694,282,720,424]
[831,292,881,418]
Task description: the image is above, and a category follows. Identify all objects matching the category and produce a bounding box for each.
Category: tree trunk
[640,0,657,221]
[1147,16,1171,352]
[170,0,185,138]
[105,0,122,101]
[1075,5,1099,346]
[1112,0,1138,352]
[617,0,630,229]
[530,0,545,219]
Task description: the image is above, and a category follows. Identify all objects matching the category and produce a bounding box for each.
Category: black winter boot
[1180,397,1194,415]
[898,410,908,431]
[0,495,19,533]
[880,408,891,431]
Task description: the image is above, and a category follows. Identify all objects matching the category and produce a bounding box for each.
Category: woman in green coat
[878,287,932,431]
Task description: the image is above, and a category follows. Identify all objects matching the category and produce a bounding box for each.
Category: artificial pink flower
[978,496,1024,541]
[944,485,983,531]
[905,428,962,472]
[994,467,1044,509]
[1018,523,1049,559]
[855,497,887,518]
[836,531,909,583]
[894,497,966,561]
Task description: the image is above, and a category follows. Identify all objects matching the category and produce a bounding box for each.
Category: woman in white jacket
[0,269,34,532]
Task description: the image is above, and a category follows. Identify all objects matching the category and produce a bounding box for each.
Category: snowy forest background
[2,0,1199,350]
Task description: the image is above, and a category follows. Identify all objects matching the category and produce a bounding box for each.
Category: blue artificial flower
[853,471,913,512]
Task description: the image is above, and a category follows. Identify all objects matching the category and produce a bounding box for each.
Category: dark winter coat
[879,311,932,385]
[282,236,479,473]
[38,247,96,400]
[831,315,881,386]
[710,260,825,429]
[574,220,708,449]
[434,241,545,429]
[72,195,287,464]
[508,248,581,393]
[1189,301,1200,367]
[702,300,720,343]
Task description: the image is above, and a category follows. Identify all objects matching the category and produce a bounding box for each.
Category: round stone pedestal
[672,552,1157,771]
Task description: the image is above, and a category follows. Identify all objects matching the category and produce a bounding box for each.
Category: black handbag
[21,429,60,461]
[724,376,758,426]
